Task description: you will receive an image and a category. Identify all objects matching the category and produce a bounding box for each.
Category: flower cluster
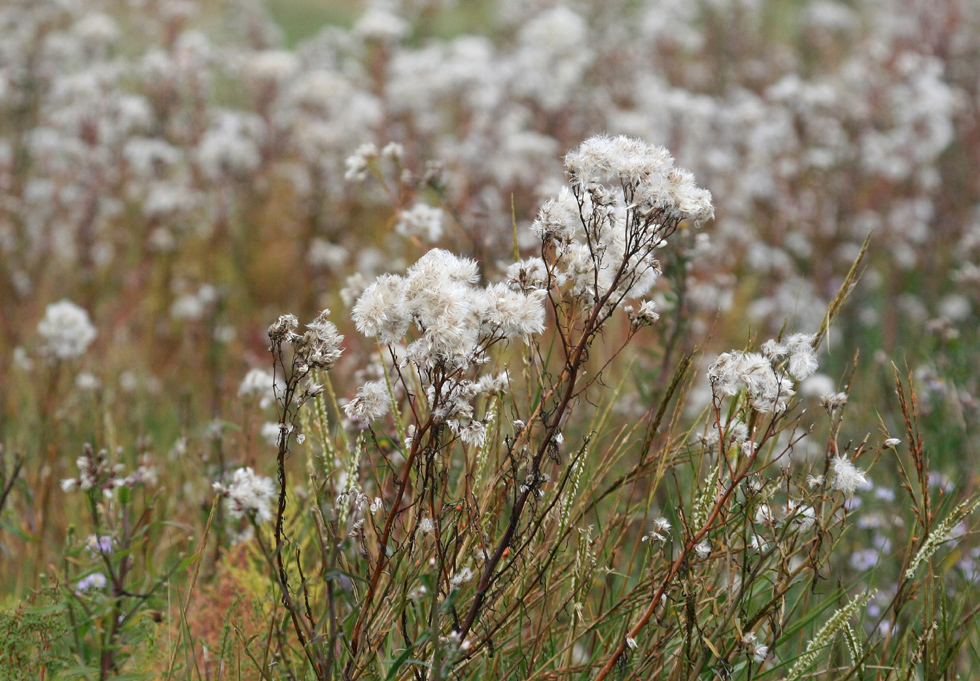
[563,135,714,225]
[344,379,391,422]
[830,455,869,496]
[37,300,97,360]
[61,444,155,496]
[353,249,546,371]
[269,310,345,372]
[529,136,712,311]
[213,467,277,524]
[707,333,817,412]
[395,203,444,242]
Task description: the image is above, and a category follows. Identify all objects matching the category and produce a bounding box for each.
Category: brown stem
[346,414,434,671]
[592,431,770,681]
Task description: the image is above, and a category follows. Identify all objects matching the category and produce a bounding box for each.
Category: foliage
[0,0,979,679]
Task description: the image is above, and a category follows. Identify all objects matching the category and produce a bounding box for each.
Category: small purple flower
[76,572,107,593]
[86,534,115,556]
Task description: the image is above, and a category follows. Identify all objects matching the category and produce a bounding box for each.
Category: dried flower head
[213,467,276,524]
[830,455,868,495]
[344,380,391,422]
[38,300,97,360]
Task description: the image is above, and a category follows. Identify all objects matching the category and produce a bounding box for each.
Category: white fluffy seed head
[830,455,868,495]
[344,379,392,422]
[352,274,411,344]
[213,467,276,524]
[38,300,97,360]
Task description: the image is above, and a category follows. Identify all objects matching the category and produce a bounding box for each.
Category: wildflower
[755,504,775,526]
[38,300,97,360]
[395,203,443,242]
[807,474,825,488]
[196,111,264,180]
[507,257,548,292]
[694,541,711,559]
[820,391,849,413]
[245,49,299,84]
[303,377,324,399]
[85,535,114,556]
[742,632,769,663]
[419,516,435,534]
[476,372,510,394]
[393,249,487,362]
[213,467,276,524]
[520,471,550,497]
[456,420,488,447]
[480,284,547,337]
[830,455,868,495]
[268,314,299,342]
[750,534,770,552]
[124,457,158,487]
[785,333,818,380]
[883,437,901,448]
[643,517,671,543]
[381,142,403,161]
[344,142,378,181]
[299,310,344,370]
[308,239,349,271]
[563,135,713,223]
[695,430,719,449]
[352,274,411,344]
[344,380,391,422]
[707,351,794,412]
[429,380,478,423]
[721,419,748,445]
[76,572,108,593]
[61,445,123,496]
[625,636,638,650]
[625,300,660,328]
[239,368,277,409]
[354,4,408,41]
[12,347,32,371]
[850,548,880,571]
[449,566,473,591]
[761,339,787,359]
[800,373,836,398]
[530,187,578,244]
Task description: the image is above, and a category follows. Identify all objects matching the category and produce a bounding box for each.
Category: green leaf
[0,516,37,542]
[53,665,101,678]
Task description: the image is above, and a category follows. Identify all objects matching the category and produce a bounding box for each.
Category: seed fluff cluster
[707,333,818,413]
[37,299,97,360]
[353,248,546,375]
[213,467,277,524]
[528,135,713,312]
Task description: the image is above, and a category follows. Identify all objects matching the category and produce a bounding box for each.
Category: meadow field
[1,0,979,679]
